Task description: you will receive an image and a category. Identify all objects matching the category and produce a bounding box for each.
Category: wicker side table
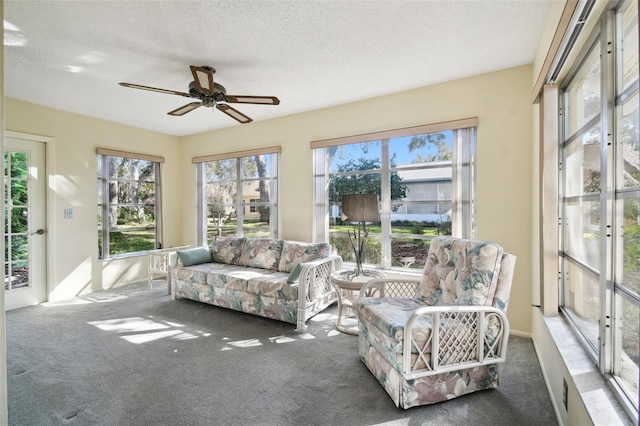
[148,246,190,294]
[330,269,386,335]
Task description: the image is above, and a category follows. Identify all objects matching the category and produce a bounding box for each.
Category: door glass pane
[564,259,600,349]
[565,43,601,138]
[4,149,32,292]
[10,261,29,289]
[10,179,28,205]
[9,152,28,179]
[10,235,29,261]
[564,198,602,270]
[10,207,28,233]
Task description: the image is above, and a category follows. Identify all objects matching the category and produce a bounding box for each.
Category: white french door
[4,137,47,310]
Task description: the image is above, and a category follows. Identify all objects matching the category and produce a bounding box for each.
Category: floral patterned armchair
[353,237,516,409]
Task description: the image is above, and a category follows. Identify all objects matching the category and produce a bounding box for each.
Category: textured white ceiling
[4,0,551,137]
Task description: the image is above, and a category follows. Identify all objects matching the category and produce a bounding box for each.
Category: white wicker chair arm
[402,305,510,379]
[295,255,343,332]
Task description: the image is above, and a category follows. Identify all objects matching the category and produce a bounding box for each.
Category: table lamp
[341,193,380,277]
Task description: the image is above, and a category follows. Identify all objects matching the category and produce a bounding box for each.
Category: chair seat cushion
[353,297,428,341]
[354,297,435,372]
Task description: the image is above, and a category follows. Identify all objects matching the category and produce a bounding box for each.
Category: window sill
[98,251,148,262]
[341,262,422,279]
[542,314,636,425]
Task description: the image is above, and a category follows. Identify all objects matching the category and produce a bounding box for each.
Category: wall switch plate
[64,208,73,219]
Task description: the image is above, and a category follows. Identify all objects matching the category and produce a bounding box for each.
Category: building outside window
[559,0,639,414]
[97,150,163,259]
[194,149,279,245]
[312,119,476,271]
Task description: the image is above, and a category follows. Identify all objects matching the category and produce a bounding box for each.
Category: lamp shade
[341,194,380,223]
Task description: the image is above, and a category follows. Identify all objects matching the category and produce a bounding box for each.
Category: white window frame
[312,119,476,271]
[97,148,164,260]
[194,147,280,245]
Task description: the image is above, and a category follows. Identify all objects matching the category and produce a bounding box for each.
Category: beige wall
[181,65,534,334]
[5,98,182,300]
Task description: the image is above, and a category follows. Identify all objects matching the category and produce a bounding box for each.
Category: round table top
[330,269,386,291]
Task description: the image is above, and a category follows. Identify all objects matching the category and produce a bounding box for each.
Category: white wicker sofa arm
[402,305,510,380]
[359,278,421,298]
[295,255,343,332]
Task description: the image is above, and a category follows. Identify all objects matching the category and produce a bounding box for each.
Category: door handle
[30,229,46,236]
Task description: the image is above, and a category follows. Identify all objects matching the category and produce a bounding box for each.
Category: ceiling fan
[119,65,280,124]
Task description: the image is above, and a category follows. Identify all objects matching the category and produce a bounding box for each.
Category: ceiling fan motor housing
[188,81,227,104]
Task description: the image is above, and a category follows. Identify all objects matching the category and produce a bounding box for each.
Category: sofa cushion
[210,237,246,265]
[416,237,503,307]
[247,274,299,300]
[278,241,331,272]
[237,238,283,270]
[175,262,298,300]
[176,247,212,266]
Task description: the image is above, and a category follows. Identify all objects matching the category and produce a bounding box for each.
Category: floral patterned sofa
[170,237,343,331]
[353,236,516,409]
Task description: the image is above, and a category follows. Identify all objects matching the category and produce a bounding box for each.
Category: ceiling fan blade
[190,65,215,94]
[225,95,280,105]
[216,104,253,124]
[119,82,191,98]
[168,102,202,116]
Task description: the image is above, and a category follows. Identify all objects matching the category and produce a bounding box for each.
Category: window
[313,119,476,271]
[559,0,639,414]
[194,148,279,245]
[97,149,163,259]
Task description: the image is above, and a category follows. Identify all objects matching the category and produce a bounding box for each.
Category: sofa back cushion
[416,237,504,307]
[177,247,213,266]
[237,238,283,270]
[278,241,331,272]
[210,237,246,265]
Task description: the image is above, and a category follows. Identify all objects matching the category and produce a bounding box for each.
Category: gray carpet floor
[7,281,558,426]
